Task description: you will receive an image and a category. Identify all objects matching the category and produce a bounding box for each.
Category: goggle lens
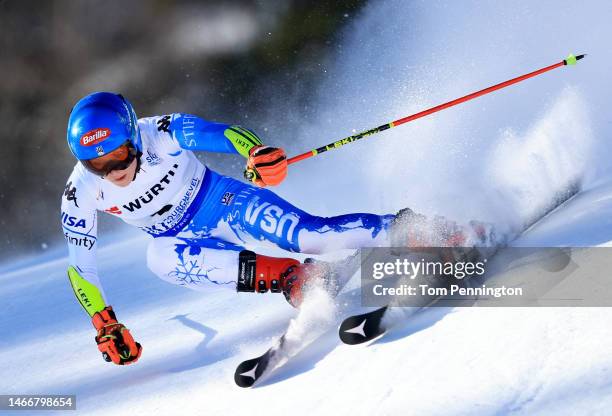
[82,142,137,177]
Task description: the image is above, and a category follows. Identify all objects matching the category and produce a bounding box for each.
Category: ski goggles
[82,141,139,177]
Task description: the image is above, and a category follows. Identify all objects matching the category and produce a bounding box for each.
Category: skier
[62,92,492,366]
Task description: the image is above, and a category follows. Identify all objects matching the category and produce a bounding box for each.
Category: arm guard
[67,266,107,317]
[223,125,263,158]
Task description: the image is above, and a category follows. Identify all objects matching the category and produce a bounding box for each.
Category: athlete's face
[104,158,137,187]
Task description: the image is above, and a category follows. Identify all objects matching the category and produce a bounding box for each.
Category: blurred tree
[0,0,366,261]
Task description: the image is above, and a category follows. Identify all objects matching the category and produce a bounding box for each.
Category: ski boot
[236,250,335,308]
[389,208,501,262]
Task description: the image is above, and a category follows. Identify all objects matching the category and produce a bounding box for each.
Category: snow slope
[2,183,612,415]
[3,0,612,414]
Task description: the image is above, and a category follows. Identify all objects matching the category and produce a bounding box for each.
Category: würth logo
[80,128,111,146]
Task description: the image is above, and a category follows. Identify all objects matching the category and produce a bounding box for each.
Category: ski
[338,183,581,345]
[338,306,388,344]
[234,249,364,387]
[234,334,288,388]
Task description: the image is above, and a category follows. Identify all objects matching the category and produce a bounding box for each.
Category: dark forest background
[0,0,367,261]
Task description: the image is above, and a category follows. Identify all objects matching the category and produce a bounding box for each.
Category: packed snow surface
[3,0,612,414]
[2,185,612,415]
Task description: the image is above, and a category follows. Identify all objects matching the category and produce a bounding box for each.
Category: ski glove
[92,306,142,365]
[244,145,288,187]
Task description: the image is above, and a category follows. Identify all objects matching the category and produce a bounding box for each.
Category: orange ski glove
[91,306,142,365]
[244,145,288,187]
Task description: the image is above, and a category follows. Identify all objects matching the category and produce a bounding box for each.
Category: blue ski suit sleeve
[168,113,263,157]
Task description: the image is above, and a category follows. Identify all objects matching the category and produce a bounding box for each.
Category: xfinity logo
[123,164,179,212]
[64,232,95,250]
[80,128,111,146]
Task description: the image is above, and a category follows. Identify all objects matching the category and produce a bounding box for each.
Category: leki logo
[80,128,111,146]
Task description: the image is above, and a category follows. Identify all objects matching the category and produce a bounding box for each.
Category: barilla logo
[80,128,111,146]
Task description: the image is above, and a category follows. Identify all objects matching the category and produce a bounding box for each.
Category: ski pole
[287,53,585,166]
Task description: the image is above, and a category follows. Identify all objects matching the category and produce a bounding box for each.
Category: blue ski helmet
[67,92,142,161]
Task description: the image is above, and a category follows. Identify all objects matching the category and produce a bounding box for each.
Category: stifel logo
[80,128,111,146]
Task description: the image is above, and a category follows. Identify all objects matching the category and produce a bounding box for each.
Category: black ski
[339,183,581,345]
[234,335,287,388]
[338,306,388,344]
[234,249,363,387]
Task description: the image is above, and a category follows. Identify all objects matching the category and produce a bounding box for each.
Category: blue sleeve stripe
[172,113,236,154]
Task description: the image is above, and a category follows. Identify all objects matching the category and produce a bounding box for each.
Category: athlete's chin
[106,172,132,187]
[113,179,132,187]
